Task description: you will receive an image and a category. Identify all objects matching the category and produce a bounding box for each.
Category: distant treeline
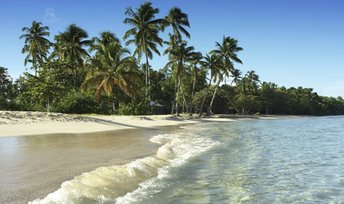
[1,2,343,116]
[1,65,344,115]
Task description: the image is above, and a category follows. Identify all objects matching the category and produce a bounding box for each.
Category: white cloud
[44,8,59,23]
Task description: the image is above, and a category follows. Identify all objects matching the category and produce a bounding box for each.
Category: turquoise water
[33,117,344,203]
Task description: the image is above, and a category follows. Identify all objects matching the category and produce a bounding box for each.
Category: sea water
[31,116,344,203]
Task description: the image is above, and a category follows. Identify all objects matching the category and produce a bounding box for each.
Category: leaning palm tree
[165,41,195,116]
[207,36,243,114]
[123,2,164,103]
[163,7,190,44]
[20,21,51,76]
[198,54,222,116]
[82,32,142,112]
[52,24,92,78]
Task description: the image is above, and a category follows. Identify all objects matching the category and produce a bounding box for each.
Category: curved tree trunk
[189,70,196,116]
[199,80,212,117]
[207,80,221,115]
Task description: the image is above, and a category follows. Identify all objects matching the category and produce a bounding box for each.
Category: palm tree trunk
[183,93,189,114]
[189,71,196,116]
[171,76,178,114]
[144,52,150,103]
[199,80,212,117]
[171,101,175,114]
[207,80,220,115]
[46,96,50,113]
[175,76,181,116]
[112,101,116,114]
[181,87,189,114]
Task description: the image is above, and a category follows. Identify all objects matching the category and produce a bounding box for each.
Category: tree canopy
[1,2,342,116]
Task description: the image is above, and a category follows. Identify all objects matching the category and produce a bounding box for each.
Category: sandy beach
[0,111,203,137]
[0,111,236,203]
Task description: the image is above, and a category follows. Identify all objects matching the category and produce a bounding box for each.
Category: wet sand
[0,126,178,203]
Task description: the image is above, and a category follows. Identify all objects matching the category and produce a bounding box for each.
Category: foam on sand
[29,126,219,204]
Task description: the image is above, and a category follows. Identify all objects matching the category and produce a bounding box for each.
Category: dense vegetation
[1,2,344,116]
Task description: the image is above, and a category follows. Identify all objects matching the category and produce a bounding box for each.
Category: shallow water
[3,116,344,203]
[0,127,177,203]
[130,116,344,204]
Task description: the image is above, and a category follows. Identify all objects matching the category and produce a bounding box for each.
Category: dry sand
[0,111,238,137]
[0,111,193,137]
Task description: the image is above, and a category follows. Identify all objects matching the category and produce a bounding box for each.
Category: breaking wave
[30,125,218,204]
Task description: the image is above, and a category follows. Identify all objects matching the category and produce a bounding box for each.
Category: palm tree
[163,7,191,112]
[245,70,260,94]
[230,68,242,85]
[207,36,243,114]
[20,21,51,76]
[165,41,195,116]
[92,31,120,48]
[82,32,142,112]
[198,54,221,116]
[123,2,164,103]
[52,24,92,79]
[189,52,202,115]
[163,7,190,43]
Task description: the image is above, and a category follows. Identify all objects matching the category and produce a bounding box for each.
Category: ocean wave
[29,127,218,204]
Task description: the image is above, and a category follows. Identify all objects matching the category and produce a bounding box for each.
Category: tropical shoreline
[0,111,244,137]
[0,111,295,203]
[0,111,233,203]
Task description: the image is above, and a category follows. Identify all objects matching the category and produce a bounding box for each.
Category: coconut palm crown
[123,1,164,102]
[20,21,51,75]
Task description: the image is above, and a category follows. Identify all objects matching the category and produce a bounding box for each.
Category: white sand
[0,111,235,137]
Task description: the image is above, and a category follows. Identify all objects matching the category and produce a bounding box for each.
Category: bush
[52,91,98,114]
[117,100,148,115]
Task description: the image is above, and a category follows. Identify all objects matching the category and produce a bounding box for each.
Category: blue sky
[1,0,344,97]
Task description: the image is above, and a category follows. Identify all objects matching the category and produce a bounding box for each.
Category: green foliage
[52,91,98,114]
[117,100,149,115]
[8,5,344,116]
[19,21,51,75]
[232,94,262,114]
[192,87,213,113]
[0,66,14,109]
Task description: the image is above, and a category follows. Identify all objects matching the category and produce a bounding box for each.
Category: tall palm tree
[189,52,202,115]
[163,7,190,43]
[82,32,142,112]
[207,36,243,114]
[198,54,222,116]
[163,7,190,111]
[123,2,164,102]
[165,41,195,116]
[20,21,51,76]
[52,24,92,79]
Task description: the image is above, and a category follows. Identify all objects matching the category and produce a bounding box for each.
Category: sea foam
[29,125,218,204]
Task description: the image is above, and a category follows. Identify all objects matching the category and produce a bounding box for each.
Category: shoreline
[0,111,237,138]
[0,111,304,138]
[0,126,179,203]
[0,111,300,203]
